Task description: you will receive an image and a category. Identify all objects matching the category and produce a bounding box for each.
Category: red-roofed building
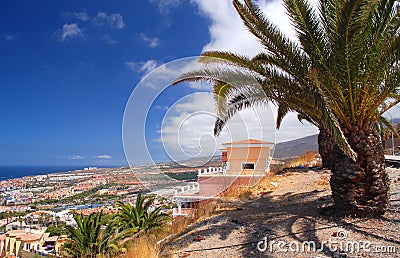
[197,139,274,196]
[174,139,275,217]
[173,139,275,216]
[222,139,274,175]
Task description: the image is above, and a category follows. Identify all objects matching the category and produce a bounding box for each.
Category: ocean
[0,165,109,180]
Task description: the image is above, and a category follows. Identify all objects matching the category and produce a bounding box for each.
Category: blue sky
[0,0,211,166]
[0,0,322,167]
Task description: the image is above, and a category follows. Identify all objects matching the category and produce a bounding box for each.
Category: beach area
[0,166,99,180]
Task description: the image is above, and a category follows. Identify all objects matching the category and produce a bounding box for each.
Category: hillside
[158,134,319,172]
[162,168,400,257]
[274,134,318,159]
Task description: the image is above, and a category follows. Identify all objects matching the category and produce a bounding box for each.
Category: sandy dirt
[162,168,400,258]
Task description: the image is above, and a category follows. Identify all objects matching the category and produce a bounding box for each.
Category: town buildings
[0,229,67,257]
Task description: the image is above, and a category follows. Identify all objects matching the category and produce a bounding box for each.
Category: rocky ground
[161,168,400,258]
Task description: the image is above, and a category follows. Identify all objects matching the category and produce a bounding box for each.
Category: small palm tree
[62,212,124,258]
[39,214,46,227]
[18,216,23,230]
[113,192,171,245]
[55,216,60,227]
[27,216,33,229]
[63,212,102,257]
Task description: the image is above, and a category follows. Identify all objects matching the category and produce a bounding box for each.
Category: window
[242,163,255,169]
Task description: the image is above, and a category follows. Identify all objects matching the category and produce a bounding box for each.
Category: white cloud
[95,12,125,29]
[5,35,16,41]
[125,61,136,71]
[190,0,319,142]
[187,81,212,91]
[192,0,321,54]
[139,33,160,48]
[68,155,86,160]
[125,60,160,75]
[94,154,112,159]
[160,93,276,161]
[58,23,83,41]
[384,105,400,121]
[109,13,125,29]
[57,11,125,44]
[273,108,318,142]
[155,105,169,110]
[63,11,89,21]
[102,34,117,45]
[140,60,159,73]
[191,0,262,57]
[150,0,181,15]
[127,58,210,89]
[125,58,217,90]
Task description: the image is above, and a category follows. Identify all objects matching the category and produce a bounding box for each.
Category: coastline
[0,165,122,180]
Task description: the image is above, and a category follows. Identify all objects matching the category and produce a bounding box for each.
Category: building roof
[18,233,42,242]
[6,230,27,236]
[223,139,274,145]
[44,235,58,242]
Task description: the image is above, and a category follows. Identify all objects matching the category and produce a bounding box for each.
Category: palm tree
[62,212,124,258]
[44,214,52,227]
[209,73,340,169]
[27,216,33,228]
[113,192,171,245]
[55,216,60,227]
[18,216,23,230]
[175,0,400,217]
[39,214,46,227]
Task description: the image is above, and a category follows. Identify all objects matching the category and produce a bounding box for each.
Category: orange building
[173,139,274,217]
[196,139,274,197]
[222,139,274,176]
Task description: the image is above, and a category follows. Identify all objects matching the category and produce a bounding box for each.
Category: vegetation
[125,200,222,258]
[165,172,197,181]
[113,192,171,245]
[34,183,117,206]
[62,192,171,258]
[46,222,68,236]
[0,211,29,219]
[62,211,124,258]
[175,0,400,217]
[285,151,320,168]
[123,237,159,258]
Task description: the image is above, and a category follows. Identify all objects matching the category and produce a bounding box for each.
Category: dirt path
[162,169,400,258]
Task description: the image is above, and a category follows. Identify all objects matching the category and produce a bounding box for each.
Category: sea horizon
[0,165,124,180]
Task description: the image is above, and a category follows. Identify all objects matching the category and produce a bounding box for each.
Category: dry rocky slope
[162,168,400,258]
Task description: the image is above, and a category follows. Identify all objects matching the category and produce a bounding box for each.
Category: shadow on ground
[162,171,400,258]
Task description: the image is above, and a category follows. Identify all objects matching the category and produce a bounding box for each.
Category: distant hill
[157,155,222,169]
[392,118,400,124]
[177,155,222,167]
[160,134,319,169]
[274,134,318,159]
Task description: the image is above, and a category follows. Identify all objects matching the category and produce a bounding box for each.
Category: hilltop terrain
[162,168,400,258]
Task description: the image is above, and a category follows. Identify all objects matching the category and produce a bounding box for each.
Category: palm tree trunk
[318,129,336,169]
[330,126,389,217]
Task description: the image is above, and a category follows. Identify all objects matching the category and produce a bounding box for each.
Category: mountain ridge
[166,134,319,167]
[274,134,318,159]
